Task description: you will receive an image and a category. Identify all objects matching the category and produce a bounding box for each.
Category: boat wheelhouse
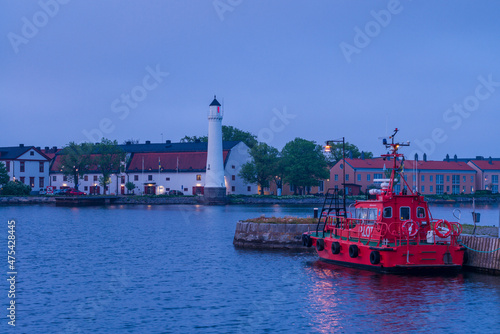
[303,129,465,273]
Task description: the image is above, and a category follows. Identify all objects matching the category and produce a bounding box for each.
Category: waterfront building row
[1,141,257,195]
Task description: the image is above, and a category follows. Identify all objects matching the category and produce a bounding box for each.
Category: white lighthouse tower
[204,95,226,202]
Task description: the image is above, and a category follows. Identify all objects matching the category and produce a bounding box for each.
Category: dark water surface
[1,204,499,333]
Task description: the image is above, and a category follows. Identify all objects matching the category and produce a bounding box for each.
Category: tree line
[182,125,373,195]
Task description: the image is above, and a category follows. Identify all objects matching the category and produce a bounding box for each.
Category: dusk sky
[1,0,499,159]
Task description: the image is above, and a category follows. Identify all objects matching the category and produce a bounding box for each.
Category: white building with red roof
[49,140,256,195]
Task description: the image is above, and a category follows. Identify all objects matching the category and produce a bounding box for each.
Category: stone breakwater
[0,196,55,204]
[233,221,317,249]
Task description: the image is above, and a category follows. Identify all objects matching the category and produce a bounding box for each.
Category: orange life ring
[434,219,452,238]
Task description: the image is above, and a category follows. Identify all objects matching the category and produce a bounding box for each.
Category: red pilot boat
[303,129,465,273]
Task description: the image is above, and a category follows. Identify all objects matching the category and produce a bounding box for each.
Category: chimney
[19,144,24,147]
[36,147,41,150]
[52,146,57,151]
[45,146,49,151]
[166,140,171,144]
[126,141,131,145]
[414,153,419,161]
[489,156,493,164]
[445,154,450,162]
[361,151,365,160]
[423,153,427,162]
[454,154,458,162]
[145,140,151,145]
[349,151,353,159]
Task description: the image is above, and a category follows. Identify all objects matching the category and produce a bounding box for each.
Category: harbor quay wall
[461,235,500,275]
[233,221,317,250]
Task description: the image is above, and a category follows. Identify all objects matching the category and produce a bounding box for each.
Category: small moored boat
[303,129,465,273]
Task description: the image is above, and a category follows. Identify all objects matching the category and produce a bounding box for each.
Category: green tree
[181,125,257,148]
[0,162,9,186]
[239,143,280,194]
[59,142,94,190]
[1,181,31,195]
[281,138,329,194]
[125,181,136,194]
[92,139,126,195]
[326,142,373,164]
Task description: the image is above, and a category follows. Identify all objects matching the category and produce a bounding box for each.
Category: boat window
[383,207,392,218]
[368,209,377,220]
[355,208,368,220]
[400,207,410,220]
[417,207,426,218]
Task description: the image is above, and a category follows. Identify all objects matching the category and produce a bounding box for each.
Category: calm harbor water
[1,204,499,333]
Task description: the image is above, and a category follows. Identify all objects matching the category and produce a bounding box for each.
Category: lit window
[196,174,201,181]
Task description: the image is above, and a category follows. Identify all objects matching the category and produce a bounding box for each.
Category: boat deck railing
[322,215,462,248]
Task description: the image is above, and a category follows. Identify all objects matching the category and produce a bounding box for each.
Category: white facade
[0,146,50,191]
[49,141,258,196]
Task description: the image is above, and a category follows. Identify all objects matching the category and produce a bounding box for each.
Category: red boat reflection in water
[304,260,467,333]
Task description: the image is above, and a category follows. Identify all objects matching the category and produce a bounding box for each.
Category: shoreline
[1,195,499,206]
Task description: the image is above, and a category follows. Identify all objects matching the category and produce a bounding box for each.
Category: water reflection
[304,261,478,333]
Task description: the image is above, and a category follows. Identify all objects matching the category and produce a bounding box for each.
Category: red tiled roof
[469,160,500,170]
[343,158,474,171]
[51,154,121,172]
[127,151,230,172]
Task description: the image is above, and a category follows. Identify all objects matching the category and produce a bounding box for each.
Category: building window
[232,165,235,169]
[196,174,202,181]
[436,175,443,185]
[357,174,361,181]
[184,188,188,192]
[39,177,44,188]
[452,175,460,185]
[148,175,153,181]
[463,186,466,193]
[134,175,139,181]
[430,185,433,193]
[84,175,88,181]
[121,176,125,184]
[53,175,57,182]
[446,175,450,182]
[63,175,68,181]
[290,184,295,192]
[492,185,498,193]
[6,161,10,172]
[165,177,170,181]
[446,186,450,193]
[345,174,349,181]
[20,161,25,172]
[430,175,433,182]
[492,175,499,184]
[30,177,35,188]
[247,186,251,192]
[20,177,25,184]
[93,175,98,182]
[334,174,338,181]
[471,186,474,193]
[436,185,443,195]
[319,180,324,192]
[231,175,235,181]
[84,186,88,191]
[463,176,466,183]
[367,174,370,181]
[412,175,416,182]
[232,186,235,192]
[421,185,425,192]
[374,173,383,179]
[30,151,34,156]
[39,162,44,173]
[421,175,425,182]
[471,176,474,183]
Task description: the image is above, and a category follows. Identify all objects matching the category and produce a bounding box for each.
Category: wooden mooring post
[460,235,500,275]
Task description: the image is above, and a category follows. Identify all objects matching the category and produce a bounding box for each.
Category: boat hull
[308,234,465,274]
